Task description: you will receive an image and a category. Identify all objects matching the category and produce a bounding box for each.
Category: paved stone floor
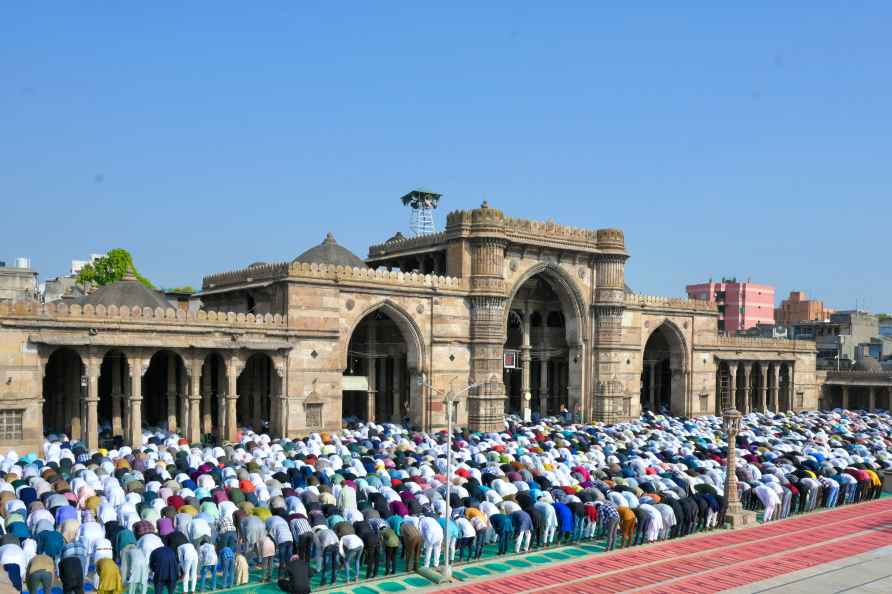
[428,497,892,594]
[725,544,892,594]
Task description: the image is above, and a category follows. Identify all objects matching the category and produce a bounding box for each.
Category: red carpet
[439,497,892,593]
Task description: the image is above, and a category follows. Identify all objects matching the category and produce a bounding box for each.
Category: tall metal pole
[443,389,454,582]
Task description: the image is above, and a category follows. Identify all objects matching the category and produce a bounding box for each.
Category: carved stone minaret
[459,201,509,432]
[591,228,630,423]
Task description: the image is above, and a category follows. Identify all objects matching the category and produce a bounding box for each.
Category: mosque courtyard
[3,407,891,594]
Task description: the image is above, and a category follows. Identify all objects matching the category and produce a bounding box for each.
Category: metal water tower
[400,189,441,237]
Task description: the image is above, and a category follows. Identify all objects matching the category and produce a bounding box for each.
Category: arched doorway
[504,270,583,419]
[343,308,411,425]
[98,350,128,442]
[42,348,84,438]
[237,353,275,433]
[143,350,187,430]
[641,322,688,416]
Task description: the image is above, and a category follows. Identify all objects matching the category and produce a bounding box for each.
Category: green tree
[77,249,154,288]
[167,285,195,294]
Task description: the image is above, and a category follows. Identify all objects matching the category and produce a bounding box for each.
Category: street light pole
[416,374,482,583]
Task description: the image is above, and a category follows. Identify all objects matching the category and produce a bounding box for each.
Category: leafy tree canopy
[77,248,154,288]
[167,285,195,294]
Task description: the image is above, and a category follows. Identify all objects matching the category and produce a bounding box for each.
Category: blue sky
[3,4,889,311]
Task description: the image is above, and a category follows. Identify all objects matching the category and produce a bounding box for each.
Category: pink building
[686,279,775,334]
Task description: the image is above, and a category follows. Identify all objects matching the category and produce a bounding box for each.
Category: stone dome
[293,233,366,268]
[853,357,882,372]
[73,273,170,309]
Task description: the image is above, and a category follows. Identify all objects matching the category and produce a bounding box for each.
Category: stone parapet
[203,262,290,289]
[287,262,467,291]
[367,232,448,258]
[707,334,816,351]
[0,301,289,328]
[625,293,718,312]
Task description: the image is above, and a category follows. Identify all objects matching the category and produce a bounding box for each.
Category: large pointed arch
[342,299,426,373]
[503,263,587,348]
[640,319,690,416]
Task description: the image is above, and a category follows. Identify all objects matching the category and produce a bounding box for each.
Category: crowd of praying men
[0,408,888,594]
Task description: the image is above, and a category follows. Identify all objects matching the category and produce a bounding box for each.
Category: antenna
[400,189,441,237]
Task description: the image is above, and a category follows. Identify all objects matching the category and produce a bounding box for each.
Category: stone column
[166,353,178,432]
[110,354,123,436]
[366,357,377,423]
[869,386,876,412]
[188,358,202,443]
[741,363,752,414]
[759,365,768,412]
[770,364,780,413]
[648,361,657,412]
[520,310,532,422]
[225,357,239,442]
[201,360,212,436]
[85,356,100,450]
[392,356,402,422]
[129,356,143,448]
[727,362,738,413]
[842,385,849,410]
[539,358,549,415]
[723,408,756,528]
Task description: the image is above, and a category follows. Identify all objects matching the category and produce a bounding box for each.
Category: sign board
[341,376,369,391]
[503,350,517,369]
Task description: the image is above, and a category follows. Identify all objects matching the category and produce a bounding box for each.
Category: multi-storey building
[775,291,833,326]
[686,279,775,334]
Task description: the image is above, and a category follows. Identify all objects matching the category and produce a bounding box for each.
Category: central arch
[640,321,689,416]
[503,264,586,419]
[342,301,425,426]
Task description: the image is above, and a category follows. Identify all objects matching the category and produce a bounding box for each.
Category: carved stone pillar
[842,385,849,410]
[759,365,768,412]
[723,408,756,528]
[591,230,628,422]
[727,361,738,413]
[770,364,780,413]
[129,355,143,448]
[85,356,100,450]
[869,386,876,412]
[226,394,238,442]
[520,310,532,422]
[225,355,241,442]
[188,358,202,443]
[166,352,178,432]
[741,363,751,414]
[464,203,509,432]
[366,357,377,424]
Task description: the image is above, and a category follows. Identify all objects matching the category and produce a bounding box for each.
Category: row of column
[834,384,888,410]
[50,349,282,450]
[517,308,568,419]
[721,360,793,414]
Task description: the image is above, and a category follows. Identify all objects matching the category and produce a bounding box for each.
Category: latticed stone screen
[305,403,323,428]
[0,409,24,441]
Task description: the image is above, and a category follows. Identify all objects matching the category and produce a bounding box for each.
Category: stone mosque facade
[0,201,819,453]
